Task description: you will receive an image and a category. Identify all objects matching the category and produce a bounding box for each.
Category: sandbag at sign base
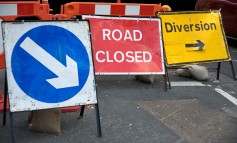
[175,65,208,81]
[28,108,61,135]
[135,75,156,84]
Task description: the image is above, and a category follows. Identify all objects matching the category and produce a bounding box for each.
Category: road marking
[171,81,205,86]
[215,88,237,105]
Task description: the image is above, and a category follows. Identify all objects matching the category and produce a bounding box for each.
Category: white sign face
[2,21,97,112]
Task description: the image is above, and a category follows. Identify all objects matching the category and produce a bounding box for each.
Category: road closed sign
[2,21,97,112]
[159,11,230,66]
[83,16,165,75]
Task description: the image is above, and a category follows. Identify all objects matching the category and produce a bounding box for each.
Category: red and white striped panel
[93,4,142,15]
[80,4,158,16]
[65,3,161,17]
[0,3,34,16]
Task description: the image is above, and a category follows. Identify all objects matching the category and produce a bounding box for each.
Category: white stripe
[233,60,237,62]
[0,4,17,16]
[171,81,205,86]
[95,5,111,15]
[215,88,237,105]
[125,6,140,15]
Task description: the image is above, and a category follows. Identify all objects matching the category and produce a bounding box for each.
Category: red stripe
[17,4,34,15]
[140,5,155,16]
[0,52,5,68]
[79,4,95,15]
[111,5,125,15]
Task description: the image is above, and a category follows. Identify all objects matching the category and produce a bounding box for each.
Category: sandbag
[175,66,192,77]
[29,108,61,134]
[135,75,156,84]
[188,65,208,81]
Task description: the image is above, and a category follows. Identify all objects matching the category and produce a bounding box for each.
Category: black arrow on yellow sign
[185,40,205,51]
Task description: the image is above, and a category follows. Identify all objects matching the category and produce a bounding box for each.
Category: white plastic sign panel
[2,21,97,112]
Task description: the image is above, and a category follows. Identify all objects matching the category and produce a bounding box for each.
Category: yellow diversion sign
[159,11,231,66]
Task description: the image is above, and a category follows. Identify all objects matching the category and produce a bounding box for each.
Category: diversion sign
[83,16,165,75]
[159,11,230,66]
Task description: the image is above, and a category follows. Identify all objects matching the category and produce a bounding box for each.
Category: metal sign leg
[217,62,221,80]
[10,112,16,143]
[229,61,236,80]
[95,103,102,137]
[163,75,167,92]
[78,105,85,119]
[3,70,8,126]
[166,69,171,89]
[164,65,171,90]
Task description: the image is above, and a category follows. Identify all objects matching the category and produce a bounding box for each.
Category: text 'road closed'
[84,16,165,74]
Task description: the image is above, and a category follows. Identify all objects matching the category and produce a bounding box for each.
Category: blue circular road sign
[11,25,90,103]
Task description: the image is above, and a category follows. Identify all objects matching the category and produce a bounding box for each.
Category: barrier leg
[10,112,16,143]
[217,62,221,80]
[3,72,7,126]
[95,103,102,137]
[164,65,171,90]
[78,105,85,119]
[166,69,171,89]
[163,75,167,92]
[229,61,236,80]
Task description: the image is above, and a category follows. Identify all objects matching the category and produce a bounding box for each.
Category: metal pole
[10,112,16,143]
[78,105,85,119]
[3,70,8,126]
[217,62,221,80]
[95,103,102,137]
[166,66,171,89]
[229,61,236,80]
[163,75,167,92]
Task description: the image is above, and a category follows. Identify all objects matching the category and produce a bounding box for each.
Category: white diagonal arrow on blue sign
[20,37,79,89]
